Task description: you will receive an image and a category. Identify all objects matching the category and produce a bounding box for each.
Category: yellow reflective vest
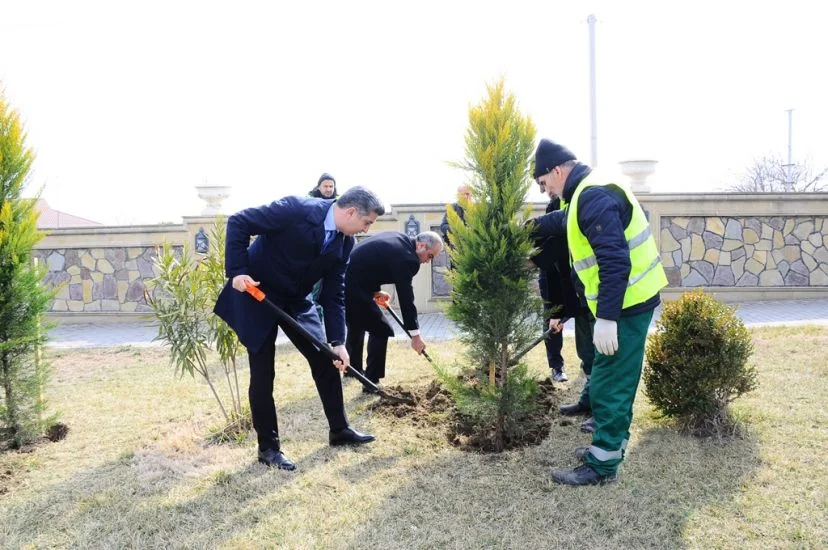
[566,176,667,317]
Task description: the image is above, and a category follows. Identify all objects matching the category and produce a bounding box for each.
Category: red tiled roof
[34,199,102,228]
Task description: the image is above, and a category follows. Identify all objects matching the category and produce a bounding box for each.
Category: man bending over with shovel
[214,186,385,470]
[344,231,443,392]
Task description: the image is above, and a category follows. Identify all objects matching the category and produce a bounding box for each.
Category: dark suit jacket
[531,198,581,318]
[440,202,465,248]
[345,231,421,331]
[213,196,354,354]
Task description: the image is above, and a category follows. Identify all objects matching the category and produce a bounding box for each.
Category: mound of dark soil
[369,379,564,452]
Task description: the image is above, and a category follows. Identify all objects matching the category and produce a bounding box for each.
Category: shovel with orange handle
[372,292,435,365]
[245,283,413,404]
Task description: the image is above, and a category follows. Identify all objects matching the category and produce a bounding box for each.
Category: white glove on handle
[593,318,618,356]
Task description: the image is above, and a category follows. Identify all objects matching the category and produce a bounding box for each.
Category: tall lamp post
[588,14,598,168]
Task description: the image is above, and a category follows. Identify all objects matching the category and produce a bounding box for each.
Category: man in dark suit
[214,186,385,470]
[344,231,443,391]
[531,181,596,428]
[440,184,472,261]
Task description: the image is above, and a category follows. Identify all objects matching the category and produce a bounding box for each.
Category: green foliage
[435,364,544,451]
[147,219,246,440]
[442,78,540,451]
[644,289,757,436]
[0,91,54,448]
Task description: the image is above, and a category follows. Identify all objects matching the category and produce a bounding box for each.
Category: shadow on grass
[0,383,396,549]
[337,421,761,549]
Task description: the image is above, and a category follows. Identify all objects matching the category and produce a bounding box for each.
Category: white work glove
[593,318,618,356]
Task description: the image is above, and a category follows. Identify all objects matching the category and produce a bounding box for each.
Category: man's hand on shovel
[373,291,429,359]
[330,345,349,373]
[548,317,565,334]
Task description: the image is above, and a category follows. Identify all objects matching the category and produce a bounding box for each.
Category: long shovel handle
[245,284,412,404]
[507,317,571,366]
[373,294,433,363]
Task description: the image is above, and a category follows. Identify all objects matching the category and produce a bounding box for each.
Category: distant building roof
[34,199,102,228]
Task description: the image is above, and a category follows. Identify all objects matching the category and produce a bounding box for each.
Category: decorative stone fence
[34,194,828,320]
[641,193,828,302]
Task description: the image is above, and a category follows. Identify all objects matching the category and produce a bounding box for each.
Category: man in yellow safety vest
[529,139,667,486]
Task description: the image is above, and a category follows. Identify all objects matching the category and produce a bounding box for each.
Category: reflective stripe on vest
[566,175,668,316]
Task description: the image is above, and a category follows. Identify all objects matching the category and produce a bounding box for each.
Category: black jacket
[532,164,659,320]
[440,202,465,248]
[531,197,582,318]
[345,231,422,331]
[213,196,353,353]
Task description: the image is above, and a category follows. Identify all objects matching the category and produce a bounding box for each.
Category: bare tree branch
[728,155,827,192]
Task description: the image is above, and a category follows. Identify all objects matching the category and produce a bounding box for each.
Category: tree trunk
[1,351,21,445]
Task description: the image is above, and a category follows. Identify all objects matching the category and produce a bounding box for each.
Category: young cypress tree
[443,79,540,451]
[0,90,53,448]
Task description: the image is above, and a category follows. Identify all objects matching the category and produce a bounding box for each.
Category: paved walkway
[46,298,828,349]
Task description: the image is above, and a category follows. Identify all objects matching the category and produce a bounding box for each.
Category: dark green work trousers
[585,309,654,476]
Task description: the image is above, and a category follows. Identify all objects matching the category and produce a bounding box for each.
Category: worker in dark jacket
[531,183,596,419]
[309,172,338,199]
[308,172,339,321]
[440,184,472,259]
[345,231,443,391]
[529,139,667,486]
[214,187,385,471]
[532,171,595,433]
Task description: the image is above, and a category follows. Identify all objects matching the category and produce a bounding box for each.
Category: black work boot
[559,401,591,416]
[552,464,618,486]
[258,448,296,471]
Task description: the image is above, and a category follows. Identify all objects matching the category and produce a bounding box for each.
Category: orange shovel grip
[245,282,265,302]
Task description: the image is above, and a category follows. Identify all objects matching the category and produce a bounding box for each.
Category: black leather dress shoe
[257,448,296,471]
[329,426,376,446]
[559,401,592,416]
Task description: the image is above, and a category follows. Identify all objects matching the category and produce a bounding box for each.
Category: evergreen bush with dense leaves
[441,79,540,451]
[644,289,756,436]
[0,91,55,448]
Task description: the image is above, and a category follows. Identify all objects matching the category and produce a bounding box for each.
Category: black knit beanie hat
[533,139,577,179]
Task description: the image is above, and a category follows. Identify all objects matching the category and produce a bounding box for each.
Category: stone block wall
[33,247,162,313]
[660,216,828,288]
[34,194,828,318]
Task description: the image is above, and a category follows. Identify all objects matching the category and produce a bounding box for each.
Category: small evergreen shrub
[644,289,756,437]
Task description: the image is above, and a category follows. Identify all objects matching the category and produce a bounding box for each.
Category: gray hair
[416,231,443,249]
[337,186,386,217]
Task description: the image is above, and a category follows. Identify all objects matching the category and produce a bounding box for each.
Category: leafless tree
[728,155,827,192]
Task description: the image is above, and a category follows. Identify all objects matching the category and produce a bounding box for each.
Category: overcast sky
[1,0,825,225]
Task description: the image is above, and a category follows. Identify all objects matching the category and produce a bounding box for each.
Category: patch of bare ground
[368,378,563,451]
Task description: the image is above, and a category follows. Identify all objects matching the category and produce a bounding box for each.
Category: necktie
[322,230,337,252]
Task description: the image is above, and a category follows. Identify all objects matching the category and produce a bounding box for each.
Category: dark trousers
[574,309,596,405]
[542,322,565,372]
[345,297,395,383]
[247,305,348,452]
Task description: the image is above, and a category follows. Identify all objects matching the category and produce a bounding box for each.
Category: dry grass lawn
[1,326,826,549]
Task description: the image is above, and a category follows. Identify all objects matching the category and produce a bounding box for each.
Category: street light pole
[785,108,794,190]
[588,14,598,168]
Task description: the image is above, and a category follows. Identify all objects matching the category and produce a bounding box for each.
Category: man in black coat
[531,174,596,423]
[440,184,472,260]
[213,186,385,470]
[345,231,443,390]
[532,191,577,382]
